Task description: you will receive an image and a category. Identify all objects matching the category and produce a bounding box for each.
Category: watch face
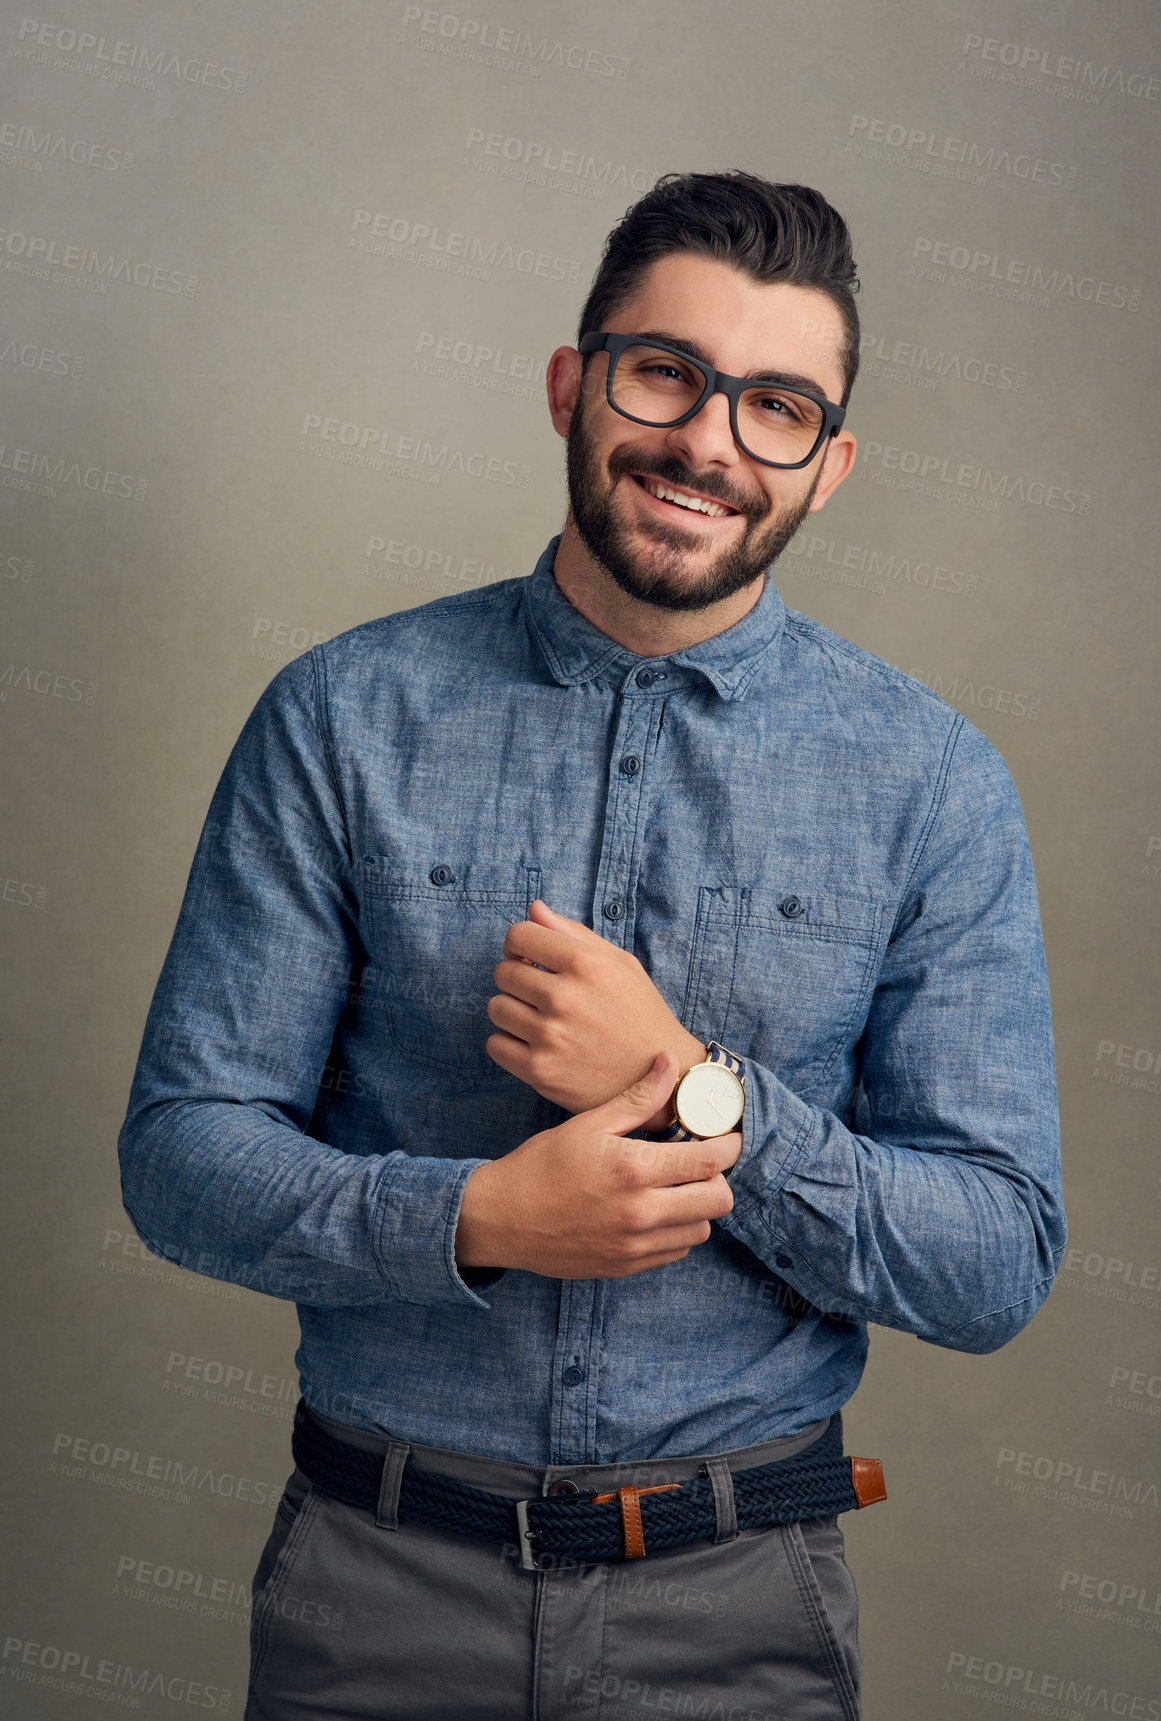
[675,1063,745,1138]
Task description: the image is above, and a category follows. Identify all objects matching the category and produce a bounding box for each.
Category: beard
[565,396,822,613]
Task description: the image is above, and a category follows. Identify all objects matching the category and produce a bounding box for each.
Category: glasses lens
[608,344,828,464]
[608,343,706,425]
[736,385,825,464]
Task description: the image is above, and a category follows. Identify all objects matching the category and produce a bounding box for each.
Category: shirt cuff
[373,1153,501,1310]
[726,1057,817,1208]
[459,1263,507,1290]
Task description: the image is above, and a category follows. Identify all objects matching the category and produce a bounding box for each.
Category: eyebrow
[632,329,831,398]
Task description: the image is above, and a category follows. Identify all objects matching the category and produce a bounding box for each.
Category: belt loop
[703,1457,737,1545]
[375,1440,411,1530]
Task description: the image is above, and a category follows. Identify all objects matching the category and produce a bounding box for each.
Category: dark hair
[577,171,861,404]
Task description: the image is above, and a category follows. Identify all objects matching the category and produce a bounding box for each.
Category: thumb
[529,898,593,939]
[586,1052,678,1135]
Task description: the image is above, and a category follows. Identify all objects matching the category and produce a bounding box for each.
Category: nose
[662,388,741,472]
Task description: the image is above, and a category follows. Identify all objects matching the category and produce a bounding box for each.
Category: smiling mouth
[631,474,740,519]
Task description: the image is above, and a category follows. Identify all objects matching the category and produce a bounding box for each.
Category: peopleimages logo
[897,665,1040,721]
[785,531,978,599]
[1057,1246,1161,1313]
[1107,1364,1161,1417]
[298,413,530,487]
[0,227,196,296]
[859,440,1090,516]
[1060,1245,1161,1296]
[98,1227,241,1302]
[910,236,1140,312]
[115,1553,251,1619]
[960,32,1160,102]
[0,119,133,172]
[1096,1038,1161,1074]
[1,874,47,908]
[349,208,579,285]
[1091,1037,1161,1098]
[0,662,97,705]
[413,330,546,401]
[859,330,1026,393]
[399,8,630,79]
[14,18,249,92]
[943,1649,1161,1715]
[1,1636,231,1711]
[249,617,328,666]
[362,535,515,590]
[1,550,34,581]
[463,127,651,196]
[164,1349,299,1404]
[0,334,84,378]
[49,1430,279,1508]
[0,438,146,500]
[1059,1567,1161,1631]
[995,1446,1159,1511]
[847,114,1076,188]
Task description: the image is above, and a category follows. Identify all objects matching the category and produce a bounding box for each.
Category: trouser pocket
[781,1516,861,1718]
[584,1518,861,1721]
[247,1469,322,1706]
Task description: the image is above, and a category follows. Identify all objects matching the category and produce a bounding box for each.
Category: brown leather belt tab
[617,1485,645,1559]
[850,1456,887,1507]
[589,1481,681,1559]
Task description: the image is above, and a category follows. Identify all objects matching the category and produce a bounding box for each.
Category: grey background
[2,1,1159,1714]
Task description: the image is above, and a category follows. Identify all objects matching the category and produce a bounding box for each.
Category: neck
[550,519,765,658]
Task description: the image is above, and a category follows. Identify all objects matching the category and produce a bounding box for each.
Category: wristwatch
[656,1042,746,1141]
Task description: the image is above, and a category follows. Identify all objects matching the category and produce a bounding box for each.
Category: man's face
[561,254,852,612]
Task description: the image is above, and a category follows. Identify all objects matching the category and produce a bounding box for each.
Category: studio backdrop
[2,2,1160,1716]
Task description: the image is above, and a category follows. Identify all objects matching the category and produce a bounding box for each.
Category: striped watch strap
[657,1042,745,1141]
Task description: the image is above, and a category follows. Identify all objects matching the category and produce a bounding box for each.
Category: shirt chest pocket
[363,858,541,1082]
[683,885,885,1094]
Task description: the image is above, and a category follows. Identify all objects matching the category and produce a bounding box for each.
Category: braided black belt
[290,1402,886,1569]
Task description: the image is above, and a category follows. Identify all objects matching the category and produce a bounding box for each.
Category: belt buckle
[516,1482,683,1570]
[515,1499,540,1571]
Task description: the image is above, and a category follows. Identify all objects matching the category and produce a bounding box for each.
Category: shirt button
[546,1478,581,1497]
[602,899,625,921]
[620,755,641,777]
[779,896,803,919]
[636,669,654,687]
[562,1364,586,1387]
[775,1252,795,1269]
[429,865,456,887]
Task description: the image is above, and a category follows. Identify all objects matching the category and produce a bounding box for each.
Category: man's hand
[486,899,706,1123]
[455,1053,740,1279]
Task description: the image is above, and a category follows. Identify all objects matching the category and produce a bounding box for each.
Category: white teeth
[643,479,729,518]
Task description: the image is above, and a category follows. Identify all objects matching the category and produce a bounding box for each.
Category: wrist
[651,1041,746,1142]
[455,1160,509,1270]
[642,1033,707,1132]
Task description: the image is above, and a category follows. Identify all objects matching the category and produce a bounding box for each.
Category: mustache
[606,446,769,522]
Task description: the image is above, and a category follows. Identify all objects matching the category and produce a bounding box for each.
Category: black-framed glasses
[578,331,846,471]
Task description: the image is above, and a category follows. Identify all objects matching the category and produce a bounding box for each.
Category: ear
[807,428,857,513]
[546,346,584,438]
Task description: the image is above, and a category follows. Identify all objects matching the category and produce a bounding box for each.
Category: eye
[642,361,693,385]
[753,392,801,421]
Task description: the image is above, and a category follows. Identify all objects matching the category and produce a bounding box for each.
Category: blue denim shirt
[118,536,1065,1463]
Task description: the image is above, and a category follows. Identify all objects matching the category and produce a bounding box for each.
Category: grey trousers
[245,1407,862,1721]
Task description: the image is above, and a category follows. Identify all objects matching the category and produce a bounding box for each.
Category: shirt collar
[521,535,786,702]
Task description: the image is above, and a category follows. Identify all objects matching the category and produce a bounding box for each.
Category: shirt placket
[547,663,668,1464]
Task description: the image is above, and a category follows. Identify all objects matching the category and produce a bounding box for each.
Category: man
[119,173,1064,1719]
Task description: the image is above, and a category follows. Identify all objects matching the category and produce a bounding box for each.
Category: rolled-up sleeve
[719,718,1066,1352]
[117,648,495,1311]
